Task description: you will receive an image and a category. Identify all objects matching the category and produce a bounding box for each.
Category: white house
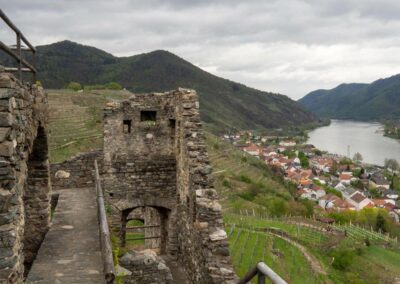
[299,187,326,201]
[347,192,373,211]
[279,140,296,147]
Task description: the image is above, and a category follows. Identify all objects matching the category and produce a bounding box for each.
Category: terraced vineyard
[48,89,131,162]
[225,214,400,283]
[206,134,296,213]
[227,225,325,283]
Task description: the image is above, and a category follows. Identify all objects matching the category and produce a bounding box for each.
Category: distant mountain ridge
[299,74,400,120]
[0,40,317,132]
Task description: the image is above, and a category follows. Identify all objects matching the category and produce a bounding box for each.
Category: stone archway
[120,206,172,255]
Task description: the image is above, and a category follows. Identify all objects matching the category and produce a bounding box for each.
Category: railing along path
[0,9,37,82]
[94,160,115,284]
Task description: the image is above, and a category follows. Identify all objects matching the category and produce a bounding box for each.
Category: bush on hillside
[65,81,82,91]
[331,248,355,271]
[105,82,123,90]
[238,174,252,183]
[84,82,123,90]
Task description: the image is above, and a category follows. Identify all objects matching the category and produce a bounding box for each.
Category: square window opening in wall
[169,119,176,129]
[123,120,131,133]
[141,111,157,122]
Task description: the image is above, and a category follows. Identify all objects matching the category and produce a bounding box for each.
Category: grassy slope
[225,214,400,283]
[48,89,131,162]
[205,134,296,214]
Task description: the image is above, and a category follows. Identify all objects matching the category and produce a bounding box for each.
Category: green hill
[299,75,400,120]
[1,40,316,132]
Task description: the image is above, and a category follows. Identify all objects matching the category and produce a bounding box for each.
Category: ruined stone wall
[173,89,235,283]
[119,250,173,284]
[0,69,50,283]
[103,95,176,208]
[103,89,235,283]
[50,150,102,189]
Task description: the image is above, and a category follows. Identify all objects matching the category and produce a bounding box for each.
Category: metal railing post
[32,50,36,83]
[16,33,22,81]
[0,9,37,84]
[237,262,287,284]
[258,271,266,284]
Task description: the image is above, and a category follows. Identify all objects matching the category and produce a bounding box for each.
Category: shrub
[65,81,81,91]
[222,179,231,188]
[325,187,343,198]
[105,82,123,90]
[239,174,252,183]
[331,248,354,270]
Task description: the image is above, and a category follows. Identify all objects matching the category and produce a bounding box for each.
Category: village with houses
[221,131,400,223]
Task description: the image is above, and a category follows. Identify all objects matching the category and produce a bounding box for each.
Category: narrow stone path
[26,187,103,284]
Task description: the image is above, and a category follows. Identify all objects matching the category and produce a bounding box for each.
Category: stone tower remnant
[102,88,235,283]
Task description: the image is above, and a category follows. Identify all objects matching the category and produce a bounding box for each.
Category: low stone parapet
[50,150,103,189]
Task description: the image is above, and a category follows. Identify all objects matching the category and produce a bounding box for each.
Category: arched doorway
[120,206,171,254]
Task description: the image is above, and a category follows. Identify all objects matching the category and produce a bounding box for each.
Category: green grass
[225,213,400,283]
[227,226,323,284]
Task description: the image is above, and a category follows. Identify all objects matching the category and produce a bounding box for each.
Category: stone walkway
[26,187,103,284]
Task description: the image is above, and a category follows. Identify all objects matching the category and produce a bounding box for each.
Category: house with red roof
[347,191,373,211]
[243,144,261,156]
[339,172,356,185]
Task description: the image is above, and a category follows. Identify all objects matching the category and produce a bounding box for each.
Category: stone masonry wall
[102,89,236,283]
[119,250,173,284]
[0,69,50,283]
[173,89,236,283]
[50,150,102,189]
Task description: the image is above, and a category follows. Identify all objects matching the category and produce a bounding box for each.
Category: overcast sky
[1,0,400,99]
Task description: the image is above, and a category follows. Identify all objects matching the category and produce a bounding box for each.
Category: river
[306,120,400,166]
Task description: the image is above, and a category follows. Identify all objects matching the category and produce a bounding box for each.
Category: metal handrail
[237,262,287,284]
[0,9,37,82]
[94,160,115,284]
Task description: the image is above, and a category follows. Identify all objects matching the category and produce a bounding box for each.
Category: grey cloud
[1,0,400,99]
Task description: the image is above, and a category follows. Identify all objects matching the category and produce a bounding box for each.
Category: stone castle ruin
[102,89,235,283]
[0,71,235,283]
[0,70,51,282]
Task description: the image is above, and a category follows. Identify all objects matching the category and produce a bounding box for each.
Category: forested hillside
[299,75,400,120]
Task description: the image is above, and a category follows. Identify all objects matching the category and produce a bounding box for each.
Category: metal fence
[237,262,287,284]
[0,9,37,82]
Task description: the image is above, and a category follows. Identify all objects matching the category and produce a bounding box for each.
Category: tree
[65,81,81,91]
[105,82,123,90]
[384,158,399,172]
[375,213,386,233]
[298,151,309,168]
[353,152,363,163]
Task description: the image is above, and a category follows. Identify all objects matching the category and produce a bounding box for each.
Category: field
[48,89,131,163]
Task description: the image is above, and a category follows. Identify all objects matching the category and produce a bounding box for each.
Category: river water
[306,120,400,166]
